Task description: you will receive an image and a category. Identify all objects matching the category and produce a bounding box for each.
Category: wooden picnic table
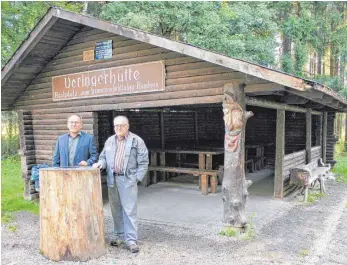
[147,148,224,194]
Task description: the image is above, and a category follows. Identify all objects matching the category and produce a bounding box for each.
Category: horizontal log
[24,118,94,125]
[166,61,218,72]
[35,154,52,160]
[52,39,142,63]
[36,150,54,156]
[166,66,231,79]
[43,43,159,73]
[284,150,306,162]
[36,159,52,165]
[17,87,223,110]
[30,112,93,120]
[20,95,223,115]
[70,28,106,40]
[58,35,129,54]
[166,72,244,86]
[53,36,134,60]
[67,31,116,46]
[283,156,306,168]
[148,166,217,176]
[28,124,93,130]
[32,51,181,84]
[283,160,306,172]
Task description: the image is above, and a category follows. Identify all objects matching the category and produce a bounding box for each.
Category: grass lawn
[332,152,347,183]
[1,157,39,222]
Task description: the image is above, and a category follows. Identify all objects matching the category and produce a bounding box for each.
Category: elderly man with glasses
[52,114,98,167]
[93,115,149,253]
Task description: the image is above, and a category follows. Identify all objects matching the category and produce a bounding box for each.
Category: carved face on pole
[223,96,244,152]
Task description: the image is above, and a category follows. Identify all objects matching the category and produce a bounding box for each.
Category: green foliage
[307,192,325,203]
[1,111,20,158]
[1,158,39,223]
[333,152,347,183]
[219,227,237,237]
[99,1,277,66]
[1,1,346,97]
[299,249,309,256]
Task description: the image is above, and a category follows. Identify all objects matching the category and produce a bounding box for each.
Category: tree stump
[39,168,106,261]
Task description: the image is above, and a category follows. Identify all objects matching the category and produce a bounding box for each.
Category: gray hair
[113,116,129,125]
[67,114,83,122]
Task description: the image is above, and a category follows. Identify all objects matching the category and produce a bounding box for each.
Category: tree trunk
[317,50,322,75]
[39,168,106,261]
[221,82,253,233]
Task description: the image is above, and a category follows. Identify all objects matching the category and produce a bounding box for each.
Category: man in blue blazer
[52,114,98,167]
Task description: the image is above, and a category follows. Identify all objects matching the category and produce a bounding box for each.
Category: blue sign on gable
[95,40,113,60]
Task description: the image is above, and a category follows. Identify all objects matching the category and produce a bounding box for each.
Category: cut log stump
[39,168,106,261]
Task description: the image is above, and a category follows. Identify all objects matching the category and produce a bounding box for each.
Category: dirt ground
[1,180,347,265]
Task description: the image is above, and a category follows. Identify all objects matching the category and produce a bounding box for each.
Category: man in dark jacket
[52,114,98,167]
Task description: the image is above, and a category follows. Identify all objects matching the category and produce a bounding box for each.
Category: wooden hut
[2,7,347,203]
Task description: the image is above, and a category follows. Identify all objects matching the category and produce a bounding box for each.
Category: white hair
[113,116,129,125]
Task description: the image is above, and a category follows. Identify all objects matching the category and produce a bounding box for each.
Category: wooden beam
[274,109,285,199]
[306,109,312,163]
[322,112,328,163]
[194,111,198,144]
[316,114,323,147]
[246,97,321,115]
[160,112,165,149]
[245,83,284,93]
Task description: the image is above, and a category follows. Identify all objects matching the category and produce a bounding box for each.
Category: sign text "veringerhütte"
[52,61,165,101]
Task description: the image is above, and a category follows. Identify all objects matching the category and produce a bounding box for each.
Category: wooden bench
[290,158,331,202]
[148,166,218,195]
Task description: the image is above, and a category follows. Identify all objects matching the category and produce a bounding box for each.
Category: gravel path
[2,181,347,265]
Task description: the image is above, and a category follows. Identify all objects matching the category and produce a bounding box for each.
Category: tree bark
[221,82,253,232]
[39,168,106,261]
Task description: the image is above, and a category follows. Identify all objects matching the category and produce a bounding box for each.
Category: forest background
[1,1,347,156]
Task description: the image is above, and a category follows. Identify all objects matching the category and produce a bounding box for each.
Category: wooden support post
[206,154,212,170]
[92,112,99,151]
[306,108,312,163]
[194,111,199,145]
[274,109,285,199]
[345,113,347,152]
[40,168,106,261]
[201,174,208,195]
[316,114,323,147]
[206,154,213,192]
[198,153,205,189]
[210,175,217,194]
[151,152,158,184]
[160,152,166,181]
[160,111,165,149]
[322,112,328,163]
[221,82,253,231]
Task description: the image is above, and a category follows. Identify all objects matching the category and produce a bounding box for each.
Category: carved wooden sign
[52,61,165,101]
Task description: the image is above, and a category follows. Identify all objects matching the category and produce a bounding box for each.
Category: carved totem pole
[222,82,253,233]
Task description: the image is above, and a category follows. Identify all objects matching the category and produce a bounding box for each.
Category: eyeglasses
[68,121,81,124]
[114,124,128,128]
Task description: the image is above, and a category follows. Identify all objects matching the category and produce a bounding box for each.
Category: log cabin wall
[197,110,224,146]
[96,107,226,151]
[285,111,306,154]
[311,146,322,161]
[14,24,238,175]
[245,106,276,167]
[18,111,36,200]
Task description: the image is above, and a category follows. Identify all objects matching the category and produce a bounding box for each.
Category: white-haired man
[93,116,148,253]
